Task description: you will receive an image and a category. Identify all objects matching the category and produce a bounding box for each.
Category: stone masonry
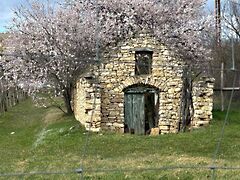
[73,34,214,134]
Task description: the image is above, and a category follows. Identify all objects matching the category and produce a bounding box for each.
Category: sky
[0,0,215,33]
[0,0,27,32]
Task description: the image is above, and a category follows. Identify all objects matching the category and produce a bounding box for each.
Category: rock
[150,128,160,136]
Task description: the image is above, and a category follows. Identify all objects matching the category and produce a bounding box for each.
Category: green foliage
[1,100,240,179]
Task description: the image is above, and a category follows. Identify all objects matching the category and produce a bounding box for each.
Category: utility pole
[215,0,224,111]
[230,0,236,71]
[215,0,221,46]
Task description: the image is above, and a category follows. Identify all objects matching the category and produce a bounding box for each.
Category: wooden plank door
[133,94,145,134]
[124,93,145,135]
[124,93,133,131]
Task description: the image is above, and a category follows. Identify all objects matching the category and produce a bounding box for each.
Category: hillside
[0,99,240,179]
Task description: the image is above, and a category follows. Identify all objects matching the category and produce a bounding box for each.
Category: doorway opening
[124,85,159,135]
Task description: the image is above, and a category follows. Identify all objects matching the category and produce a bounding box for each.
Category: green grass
[0,99,240,179]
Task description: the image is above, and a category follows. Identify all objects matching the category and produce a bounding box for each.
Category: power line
[1,53,240,179]
[0,170,77,177]
[2,165,240,177]
[78,0,101,178]
[83,165,240,173]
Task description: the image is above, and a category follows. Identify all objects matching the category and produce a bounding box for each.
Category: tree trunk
[3,91,8,112]
[180,67,194,132]
[63,86,74,115]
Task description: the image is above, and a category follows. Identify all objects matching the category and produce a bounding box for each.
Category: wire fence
[0,48,240,178]
[0,50,240,178]
[0,69,239,180]
[1,5,240,177]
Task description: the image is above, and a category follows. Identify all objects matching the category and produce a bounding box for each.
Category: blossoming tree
[2,0,212,115]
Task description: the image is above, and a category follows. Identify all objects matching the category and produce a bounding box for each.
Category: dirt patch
[15,160,28,172]
[43,108,64,125]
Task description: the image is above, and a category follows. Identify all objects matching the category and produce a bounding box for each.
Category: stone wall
[192,77,215,128]
[73,34,214,134]
[73,69,102,132]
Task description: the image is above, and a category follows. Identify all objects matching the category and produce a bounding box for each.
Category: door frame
[123,85,159,134]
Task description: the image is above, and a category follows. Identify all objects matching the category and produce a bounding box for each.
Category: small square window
[135,51,153,75]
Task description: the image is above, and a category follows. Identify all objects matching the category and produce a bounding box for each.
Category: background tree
[211,0,240,110]
[222,0,240,38]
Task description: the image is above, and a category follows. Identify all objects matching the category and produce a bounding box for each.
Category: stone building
[73,34,214,135]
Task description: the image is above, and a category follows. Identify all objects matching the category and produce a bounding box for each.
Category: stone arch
[122,83,160,93]
[119,77,162,93]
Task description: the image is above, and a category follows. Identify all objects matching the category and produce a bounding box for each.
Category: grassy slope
[0,99,240,179]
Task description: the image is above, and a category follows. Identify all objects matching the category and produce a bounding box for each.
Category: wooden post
[221,62,224,111]
[231,36,235,70]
